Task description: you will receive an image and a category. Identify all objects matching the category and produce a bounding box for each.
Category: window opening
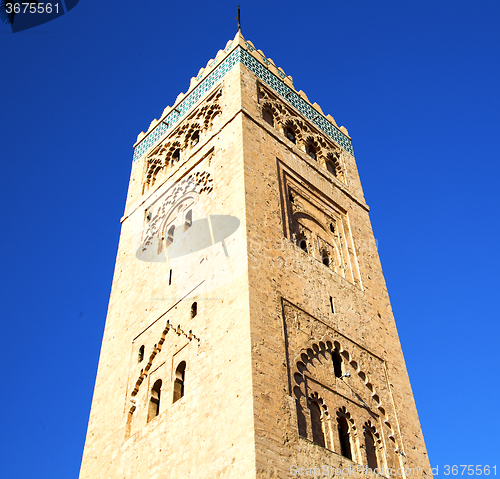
[338,416,352,460]
[169,269,172,285]
[330,296,335,314]
[310,401,326,447]
[185,209,193,227]
[321,249,330,267]
[306,144,317,160]
[332,350,342,378]
[138,345,145,363]
[364,427,379,470]
[173,361,186,403]
[191,302,197,318]
[285,127,296,144]
[326,159,337,176]
[172,148,181,163]
[147,379,162,422]
[298,238,308,252]
[330,223,335,234]
[262,108,274,127]
[167,225,175,243]
[191,131,199,146]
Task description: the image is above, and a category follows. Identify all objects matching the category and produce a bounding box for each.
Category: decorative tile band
[133,46,353,163]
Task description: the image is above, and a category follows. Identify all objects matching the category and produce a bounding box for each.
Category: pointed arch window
[262,108,274,127]
[364,422,379,470]
[173,361,186,403]
[337,415,353,460]
[147,379,162,422]
[190,131,200,147]
[138,345,145,363]
[306,143,317,160]
[191,302,197,318]
[332,350,342,378]
[309,401,326,447]
[185,209,193,227]
[285,127,296,144]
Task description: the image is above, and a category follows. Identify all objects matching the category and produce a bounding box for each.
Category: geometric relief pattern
[278,163,362,288]
[133,46,353,163]
[282,299,403,472]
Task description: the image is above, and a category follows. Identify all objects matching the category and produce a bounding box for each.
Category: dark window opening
[138,345,145,363]
[333,351,342,378]
[289,192,294,203]
[326,160,337,177]
[330,223,335,234]
[262,108,274,127]
[310,402,326,447]
[285,127,296,144]
[147,379,162,422]
[191,302,197,318]
[298,238,308,252]
[364,428,379,470]
[306,144,317,160]
[321,250,330,267]
[185,209,193,227]
[169,269,172,285]
[167,225,175,243]
[173,361,186,403]
[330,296,335,314]
[338,416,352,460]
[172,148,181,163]
[191,131,200,146]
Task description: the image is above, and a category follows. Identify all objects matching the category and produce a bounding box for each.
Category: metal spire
[236,5,241,32]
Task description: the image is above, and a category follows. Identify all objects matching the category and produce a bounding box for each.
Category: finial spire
[236,5,241,32]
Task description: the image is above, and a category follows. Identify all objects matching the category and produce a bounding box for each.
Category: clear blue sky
[1,1,499,477]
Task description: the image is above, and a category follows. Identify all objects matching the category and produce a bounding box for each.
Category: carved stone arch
[261,101,279,127]
[323,150,345,182]
[283,119,301,144]
[363,419,385,470]
[303,135,321,160]
[157,192,198,253]
[184,122,202,149]
[292,338,393,440]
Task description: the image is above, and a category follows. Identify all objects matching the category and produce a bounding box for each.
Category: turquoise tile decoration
[133,46,353,163]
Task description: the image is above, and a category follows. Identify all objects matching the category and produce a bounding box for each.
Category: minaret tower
[79,32,431,479]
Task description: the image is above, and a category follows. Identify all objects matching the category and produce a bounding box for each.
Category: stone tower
[79,32,431,479]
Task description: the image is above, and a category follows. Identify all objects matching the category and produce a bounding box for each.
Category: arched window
[167,225,175,244]
[147,379,162,422]
[321,249,330,267]
[285,127,296,144]
[298,238,307,252]
[364,426,379,470]
[185,209,193,227]
[190,131,200,147]
[309,401,326,447]
[306,144,317,160]
[172,148,181,163]
[191,302,197,318]
[337,416,352,460]
[326,159,337,176]
[332,350,342,378]
[173,361,186,403]
[138,345,145,363]
[262,108,274,127]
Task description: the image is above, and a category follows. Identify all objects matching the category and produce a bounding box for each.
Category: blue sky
[1,0,499,477]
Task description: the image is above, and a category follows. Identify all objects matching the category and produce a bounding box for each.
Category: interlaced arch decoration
[258,84,347,184]
[142,88,223,194]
